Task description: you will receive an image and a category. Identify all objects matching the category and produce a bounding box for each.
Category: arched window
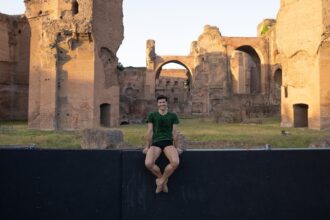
[274,69,282,87]
[72,0,79,15]
[235,46,261,94]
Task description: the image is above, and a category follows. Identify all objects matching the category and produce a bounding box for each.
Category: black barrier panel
[1,148,330,220]
[266,150,330,220]
[121,149,330,220]
[0,149,39,220]
[0,149,122,220]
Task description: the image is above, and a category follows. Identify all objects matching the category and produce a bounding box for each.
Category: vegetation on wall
[260,24,270,35]
[117,62,125,71]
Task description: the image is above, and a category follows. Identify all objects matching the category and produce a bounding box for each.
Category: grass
[0,117,329,149]
[117,117,330,148]
[0,121,81,149]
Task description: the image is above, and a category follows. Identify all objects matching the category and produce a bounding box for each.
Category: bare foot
[155,178,163,194]
[163,179,169,193]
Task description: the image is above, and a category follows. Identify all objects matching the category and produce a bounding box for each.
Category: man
[143,95,182,194]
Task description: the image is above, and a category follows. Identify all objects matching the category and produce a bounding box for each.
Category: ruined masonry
[120,0,330,130]
[24,0,124,130]
[0,0,329,130]
[0,13,29,120]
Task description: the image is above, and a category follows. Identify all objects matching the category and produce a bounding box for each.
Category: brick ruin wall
[118,67,150,124]
[275,0,330,130]
[24,0,123,130]
[0,0,328,130]
[320,0,330,130]
[0,13,30,121]
[119,61,280,125]
[0,6,279,126]
[136,25,281,124]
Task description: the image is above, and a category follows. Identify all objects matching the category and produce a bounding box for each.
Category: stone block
[81,129,124,149]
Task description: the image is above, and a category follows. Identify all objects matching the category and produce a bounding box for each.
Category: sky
[0,0,280,67]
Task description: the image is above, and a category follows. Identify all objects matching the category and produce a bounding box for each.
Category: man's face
[157,98,168,111]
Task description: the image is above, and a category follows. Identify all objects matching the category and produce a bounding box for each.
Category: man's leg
[156,145,180,193]
[145,146,164,193]
[145,146,162,178]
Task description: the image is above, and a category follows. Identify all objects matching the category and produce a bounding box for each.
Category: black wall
[1,148,330,220]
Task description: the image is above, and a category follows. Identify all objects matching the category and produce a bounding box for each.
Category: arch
[100,103,111,127]
[155,60,192,80]
[235,45,262,94]
[272,68,282,104]
[155,60,192,114]
[293,104,308,128]
[235,45,265,64]
[155,60,192,91]
[274,68,282,87]
[72,0,79,15]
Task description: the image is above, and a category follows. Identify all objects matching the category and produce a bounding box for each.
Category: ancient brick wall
[0,13,30,121]
[118,67,151,124]
[25,0,124,130]
[142,25,277,119]
[1,0,328,131]
[92,0,124,128]
[276,0,330,130]
[319,0,330,130]
[25,0,95,130]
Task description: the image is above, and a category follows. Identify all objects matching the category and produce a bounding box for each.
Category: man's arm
[172,124,178,141]
[172,124,183,154]
[142,123,153,154]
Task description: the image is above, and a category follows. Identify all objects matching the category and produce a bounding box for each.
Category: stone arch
[155,60,192,87]
[154,60,192,114]
[272,67,282,104]
[293,103,308,127]
[235,45,262,94]
[100,103,111,127]
[274,68,282,87]
[72,0,79,15]
[230,50,254,94]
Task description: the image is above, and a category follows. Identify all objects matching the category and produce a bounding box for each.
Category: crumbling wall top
[197,25,225,53]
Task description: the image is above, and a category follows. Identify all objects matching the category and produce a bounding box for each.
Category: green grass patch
[0,121,80,149]
[115,117,329,148]
[0,118,329,149]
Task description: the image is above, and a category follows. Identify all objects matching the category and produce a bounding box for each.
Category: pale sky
[0,0,280,67]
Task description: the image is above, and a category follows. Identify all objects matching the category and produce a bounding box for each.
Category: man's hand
[142,147,149,154]
[176,147,183,155]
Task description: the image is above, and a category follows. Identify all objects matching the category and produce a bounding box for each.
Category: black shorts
[152,140,173,150]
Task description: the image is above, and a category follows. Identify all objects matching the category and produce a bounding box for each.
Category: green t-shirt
[147,111,179,143]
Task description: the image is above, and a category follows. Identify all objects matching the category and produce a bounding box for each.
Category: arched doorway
[293,104,308,127]
[100,103,111,127]
[235,46,261,94]
[274,68,282,103]
[274,69,282,86]
[155,61,192,115]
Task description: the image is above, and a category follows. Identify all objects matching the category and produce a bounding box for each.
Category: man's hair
[157,95,168,102]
